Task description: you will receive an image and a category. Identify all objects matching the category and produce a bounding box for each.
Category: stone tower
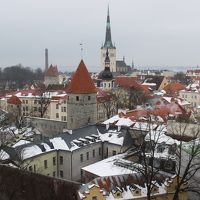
[67,60,97,130]
[100,6,116,72]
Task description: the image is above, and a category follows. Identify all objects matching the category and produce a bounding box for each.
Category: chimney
[45,48,48,73]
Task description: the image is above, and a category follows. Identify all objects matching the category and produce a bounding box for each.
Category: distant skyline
[1,0,200,72]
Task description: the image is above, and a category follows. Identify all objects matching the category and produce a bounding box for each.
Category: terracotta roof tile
[46,65,59,77]
[7,95,22,105]
[163,83,185,94]
[67,60,96,94]
[115,76,139,88]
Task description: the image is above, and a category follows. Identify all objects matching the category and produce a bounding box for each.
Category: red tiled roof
[67,60,96,94]
[163,83,185,94]
[119,102,186,122]
[115,77,139,88]
[7,95,21,105]
[115,76,150,93]
[46,65,59,77]
[51,96,67,101]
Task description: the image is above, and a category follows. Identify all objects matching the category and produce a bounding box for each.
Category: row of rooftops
[79,169,182,200]
[1,125,126,161]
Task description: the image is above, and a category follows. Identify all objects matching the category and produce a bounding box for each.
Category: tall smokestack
[45,48,48,73]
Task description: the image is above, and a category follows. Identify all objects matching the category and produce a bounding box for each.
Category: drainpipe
[71,151,73,181]
[102,142,104,159]
[57,150,59,177]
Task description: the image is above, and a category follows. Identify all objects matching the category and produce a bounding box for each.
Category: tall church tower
[67,60,97,130]
[100,6,116,72]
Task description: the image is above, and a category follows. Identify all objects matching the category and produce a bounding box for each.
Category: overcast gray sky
[0,0,200,71]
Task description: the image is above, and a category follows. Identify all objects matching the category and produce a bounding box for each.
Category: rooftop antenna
[80,42,83,59]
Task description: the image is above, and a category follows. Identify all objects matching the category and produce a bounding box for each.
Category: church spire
[103,5,115,49]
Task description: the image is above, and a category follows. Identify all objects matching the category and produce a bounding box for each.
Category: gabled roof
[67,60,96,94]
[7,95,21,105]
[116,60,127,68]
[142,76,165,90]
[45,65,59,77]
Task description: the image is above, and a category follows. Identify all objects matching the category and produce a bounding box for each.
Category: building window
[26,100,28,104]
[99,147,101,155]
[56,104,59,109]
[26,106,28,111]
[76,96,79,101]
[80,154,83,162]
[61,116,67,121]
[53,171,56,177]
[44,160,48,169]
[56,113,59,118]
[88,96,91,100]
[22,100,25,104]
[28,166,32,171]
[53,157,56,165]
[60,170,64,178]
[34,100,37,104]
[117,193,121,197]
[87,152,89,160]
[60,156,63,165]
[93,149,95,158]
[34,165,36,172]
[61,107,66,112]
[34,107,37,111]
[112,150,116,156]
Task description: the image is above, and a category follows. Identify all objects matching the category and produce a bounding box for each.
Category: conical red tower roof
[67,60,96,94]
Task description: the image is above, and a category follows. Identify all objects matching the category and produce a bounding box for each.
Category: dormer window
[76,96,79,101]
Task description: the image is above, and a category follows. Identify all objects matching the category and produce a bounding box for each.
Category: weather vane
[80,42,83,59]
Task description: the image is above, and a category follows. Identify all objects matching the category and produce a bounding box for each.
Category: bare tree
[30,90,50,118]
[98,92,117,120]
[129,116,172,200]
[167,119,200,200]
[124,113,200,200]
[113,86,147,110]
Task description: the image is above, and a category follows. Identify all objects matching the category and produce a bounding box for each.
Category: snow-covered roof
[162,96,190,106]
[12,140,31,148]
[82,153,136,177]
[0,150,10,160]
